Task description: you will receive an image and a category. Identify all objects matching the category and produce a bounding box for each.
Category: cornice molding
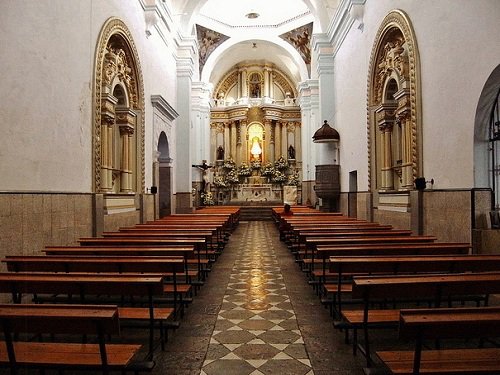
[151,95,179,121]
[326,0,366,57]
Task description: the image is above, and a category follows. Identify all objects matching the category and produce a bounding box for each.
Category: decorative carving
[93,18,145,192]
[286,122,296,133]
[214,70,238,99]
[236,122,241,144]
[367,10,421,191]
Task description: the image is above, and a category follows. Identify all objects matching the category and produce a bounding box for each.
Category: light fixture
[245,12,260,19]
[252,42,257,51]
[312,120,340,143]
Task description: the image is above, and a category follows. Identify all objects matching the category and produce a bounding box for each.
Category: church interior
[1,0,500,374]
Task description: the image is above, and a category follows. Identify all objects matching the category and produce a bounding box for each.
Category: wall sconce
[415,177,434,190]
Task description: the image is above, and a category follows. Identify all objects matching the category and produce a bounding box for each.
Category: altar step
[239,206,274,221]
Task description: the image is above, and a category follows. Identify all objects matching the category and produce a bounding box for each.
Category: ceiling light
[245,12,260,19]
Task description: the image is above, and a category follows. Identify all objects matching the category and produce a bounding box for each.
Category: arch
[201,36,309,83]
[92,17,145,193]
[474,65,500,209]
[367,9,421,192]
[157,131,172,217]
[158,131,170,162]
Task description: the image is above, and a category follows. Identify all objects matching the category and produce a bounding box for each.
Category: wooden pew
[99,231,220,260]
[0,272,172,359]
[296,230,413,264]
[311,243,471,309]
[43,245,208,282]
[299,235,436,273]
[330,254,500,316]
[377,306,500,375]
[3,255,193,330]
[121,224,228,247]
[0,304,153,374]
[77,237,214,263]
[347,272,500,367]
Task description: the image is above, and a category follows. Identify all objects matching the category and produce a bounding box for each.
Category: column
[100,119,112,191]
[119,126,134,192]
[380,124,394,191]
[210,123,217,162]
[275,122,282,162]
[224,122,231,159]
[241,120,248,163]
[294,122,302,162]
[264,119,272,163]
[263,68,270,98]
[175,35,196,212]
[241,68,248,99]
[269,121,276,162]
[281,121,288,158]
[100,93,118,192]
[116,108,137,192]
[230,121,237,162]
[269,69,274,99]
[236,122,242,165]
[402,114,413,189]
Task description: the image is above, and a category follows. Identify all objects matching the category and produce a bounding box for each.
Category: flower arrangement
[223,157,236,170]
[224,169,240,185]
[274,156,287,170]
[272,169,287,184]
[261,162,275,177]
[250,160,261,170]
[287,170,300,186]
[238,162,251,177]
[201,191,215,206]
[213,175,227,188]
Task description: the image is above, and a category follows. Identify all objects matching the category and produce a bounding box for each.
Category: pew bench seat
[377,348,500,374]
[0,341,151,371]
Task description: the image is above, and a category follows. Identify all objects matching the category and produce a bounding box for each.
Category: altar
[237,184,274,202]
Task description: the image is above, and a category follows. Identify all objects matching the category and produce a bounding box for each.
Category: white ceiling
[198,0,310,27]
[195,0,313,86]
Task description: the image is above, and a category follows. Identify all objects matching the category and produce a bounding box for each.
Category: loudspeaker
[415,177,426,190]
[150,186,157,194]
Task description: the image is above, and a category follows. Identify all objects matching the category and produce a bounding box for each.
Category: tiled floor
[155,221,364,375]
[201,221,313,375]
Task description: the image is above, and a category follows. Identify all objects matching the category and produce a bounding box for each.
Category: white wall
[0,0,179,193]
[332,0,500,191]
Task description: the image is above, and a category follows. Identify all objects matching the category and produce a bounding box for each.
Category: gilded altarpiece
[367,10,421,198]
[93,18,145,196]
[209,63,302,203]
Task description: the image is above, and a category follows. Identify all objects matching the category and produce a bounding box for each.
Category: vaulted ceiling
[172,0,340,88]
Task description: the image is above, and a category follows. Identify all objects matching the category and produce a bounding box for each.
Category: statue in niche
[288,145,296,160]
[216,146,224,160]
[249,73,261,98]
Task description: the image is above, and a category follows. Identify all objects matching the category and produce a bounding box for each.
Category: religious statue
[216,146,224,160]
[192,160,213,193]
[288,145,295,159]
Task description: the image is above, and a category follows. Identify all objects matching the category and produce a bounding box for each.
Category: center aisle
[201,221,313,375]
[159,221,363,374]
